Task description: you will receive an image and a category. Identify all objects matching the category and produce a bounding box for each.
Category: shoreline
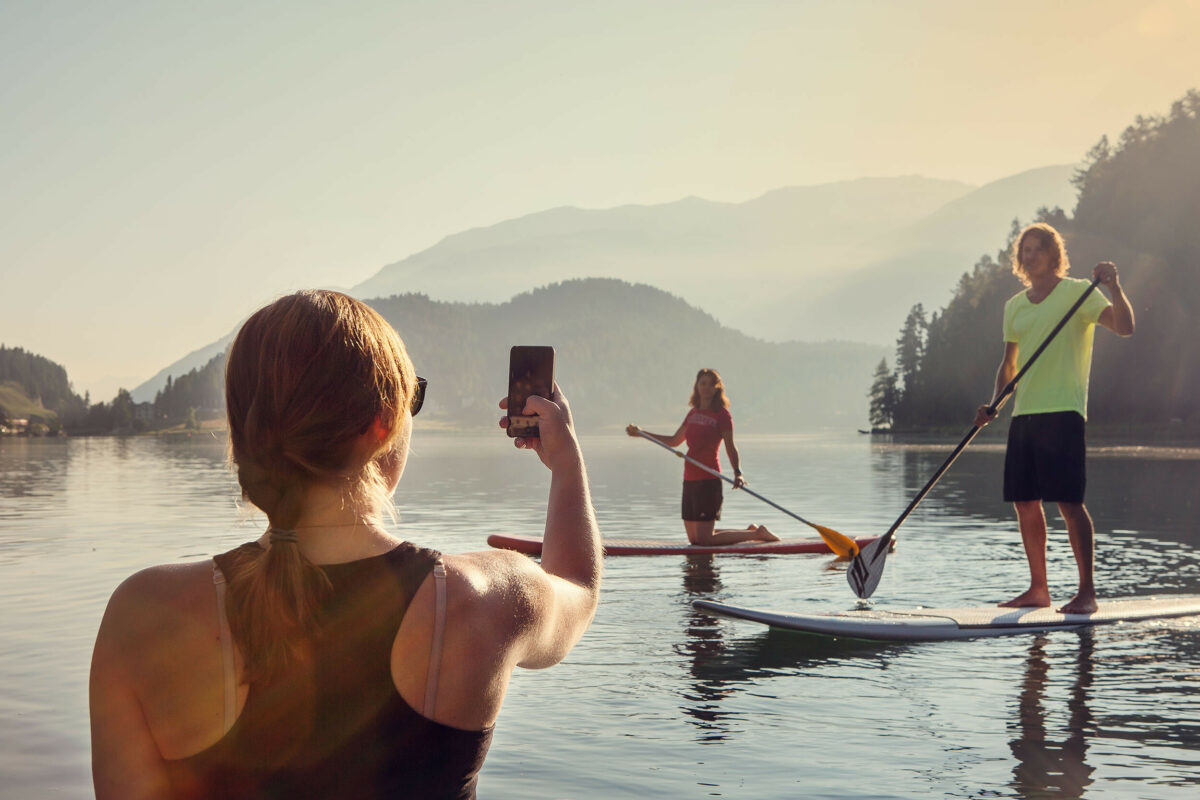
[7,423,1200,457]
[866,421,1200,447]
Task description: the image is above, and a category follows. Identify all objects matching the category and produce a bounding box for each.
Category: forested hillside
[140,280,887,433]
[0,345,85,422]
[0,345,85,429]
[0,343,224,434]
[369,278,884,432]
[152,355,225,420]
[871,90,1200,435]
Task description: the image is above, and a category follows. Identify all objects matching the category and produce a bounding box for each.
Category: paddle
[847,277,1102,599]
[632,428,859,557]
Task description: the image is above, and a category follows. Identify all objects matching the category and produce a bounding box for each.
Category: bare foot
[753,525,780,543]
[999,588,1051,608]
[1058,592,1098,615]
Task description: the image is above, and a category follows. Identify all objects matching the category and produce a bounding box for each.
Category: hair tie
[267,527,299,544]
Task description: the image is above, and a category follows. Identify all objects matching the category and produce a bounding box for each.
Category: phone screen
[507,345,555,438]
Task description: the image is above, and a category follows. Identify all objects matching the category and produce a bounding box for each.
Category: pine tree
[867,358,898,430]
[892,303,927,426]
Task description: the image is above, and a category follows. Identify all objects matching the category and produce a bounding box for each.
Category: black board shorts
[1004,411,1087,503]
[682,478,723,522]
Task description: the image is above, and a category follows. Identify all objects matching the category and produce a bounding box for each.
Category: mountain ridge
[135,278,886,432]
[348,168,1072,344]
[349,175,979,305]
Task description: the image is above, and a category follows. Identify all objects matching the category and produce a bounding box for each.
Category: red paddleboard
[487,533,880,557]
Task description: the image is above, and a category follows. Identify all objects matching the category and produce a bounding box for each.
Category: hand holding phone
[506,346,555,438]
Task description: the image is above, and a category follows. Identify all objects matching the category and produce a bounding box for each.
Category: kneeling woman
[628,368,778,546]
[90,290,602,799]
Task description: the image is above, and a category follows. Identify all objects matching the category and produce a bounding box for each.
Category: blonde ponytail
[223,290,416,684]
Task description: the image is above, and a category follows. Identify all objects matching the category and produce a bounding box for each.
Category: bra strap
[212,560,237,733]
[422,559,448,717]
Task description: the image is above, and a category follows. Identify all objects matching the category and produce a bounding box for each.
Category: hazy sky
[2,0,1198,399]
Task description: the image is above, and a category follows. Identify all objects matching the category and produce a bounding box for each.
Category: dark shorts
[682,478,723,522]
[1003,411,1087,503]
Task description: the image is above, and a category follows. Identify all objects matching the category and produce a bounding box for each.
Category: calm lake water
[2,432,1198,799]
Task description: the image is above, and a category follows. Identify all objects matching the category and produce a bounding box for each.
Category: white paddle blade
[847,535,891,598]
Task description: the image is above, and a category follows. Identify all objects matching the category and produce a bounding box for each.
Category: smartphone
[506,346,555,438]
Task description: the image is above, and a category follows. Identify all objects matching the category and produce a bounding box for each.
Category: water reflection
[676,555,735,742]
[0,439,70,506]
[1092,625,1200,754]
[1008,632,1095,799]
[675,554,903,744]
[147,435,229,466]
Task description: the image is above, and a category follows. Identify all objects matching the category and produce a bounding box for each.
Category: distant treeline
[0,344,225,435]
[869,89,1200,434]
[152,355,225,420]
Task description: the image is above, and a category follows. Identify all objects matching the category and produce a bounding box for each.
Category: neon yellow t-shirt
[1003,276,1111,419]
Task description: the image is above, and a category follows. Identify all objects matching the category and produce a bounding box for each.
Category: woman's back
[91,532,564,799]
[164,542,491,800]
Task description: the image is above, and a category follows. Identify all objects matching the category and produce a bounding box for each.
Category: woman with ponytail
[90,290,602,799]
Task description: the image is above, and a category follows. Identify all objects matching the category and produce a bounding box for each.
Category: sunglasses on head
[411,377,427,417]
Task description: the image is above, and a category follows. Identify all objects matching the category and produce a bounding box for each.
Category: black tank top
[165,541,494,800]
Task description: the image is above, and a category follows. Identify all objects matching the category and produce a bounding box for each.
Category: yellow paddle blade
[813,524,858,559]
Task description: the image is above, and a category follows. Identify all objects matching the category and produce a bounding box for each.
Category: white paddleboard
[692,595,1200,642]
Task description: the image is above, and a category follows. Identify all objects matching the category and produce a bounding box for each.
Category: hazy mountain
[349,168,1075,346]
[349,176,974,320]
[369,278,886,432]
[749,165,1078,343]
[137,280,886,432]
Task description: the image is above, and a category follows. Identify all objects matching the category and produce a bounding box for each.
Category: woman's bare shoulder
[108,559,214,603]
[93,559,232,764]
[441,549,544,594]
[99,560,220,646]
[439,550,550,626]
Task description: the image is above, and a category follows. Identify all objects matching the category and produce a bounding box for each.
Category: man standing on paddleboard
[974,223,1135,614]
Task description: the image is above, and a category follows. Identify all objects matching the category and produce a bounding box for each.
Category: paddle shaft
[875,277,1103,550]
[635,429,823,529]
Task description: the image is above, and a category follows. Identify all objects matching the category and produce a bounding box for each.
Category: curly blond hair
[1011,223,1071,287]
